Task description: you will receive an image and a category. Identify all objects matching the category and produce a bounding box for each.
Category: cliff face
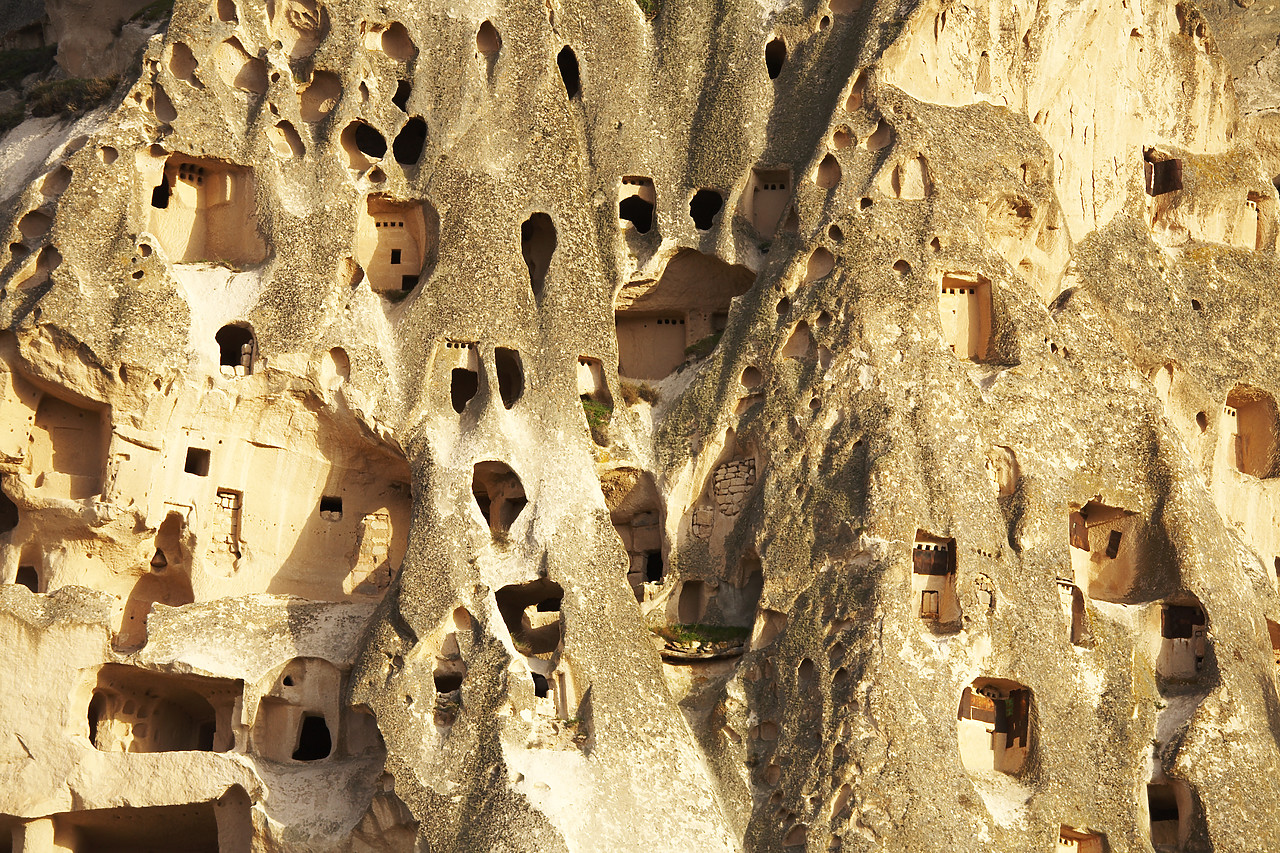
[0,0,1279,850]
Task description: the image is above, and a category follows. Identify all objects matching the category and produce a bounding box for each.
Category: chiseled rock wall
[0,0,1279,850]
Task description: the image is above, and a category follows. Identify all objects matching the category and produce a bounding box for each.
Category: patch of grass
[635,0,658,19]
[582,397,611,426]
[29,77,118,118]
[652,623,750,645]
[619,379,658,406]
[0,106,24,134]
[129,0,175,23]
[684,331,722,360]
[0,46,56,88]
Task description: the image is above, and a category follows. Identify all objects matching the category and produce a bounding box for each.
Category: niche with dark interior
[690,189,723,230]
[521,212,557,300]
[319,495,342,519]
[496,577,564,654]
[184,447,211,476]
[912,531,960,631]
[1144,150,1183,196]
[495,347,524,409]
[557,46,581,98]
[353,122,387,159]
[1223,385,1279,478]
[392,80,411,111]
[393,117,426,165]
[292,714,332,761]
[451,368,478,413]
[1147,783,1184,848]
[0,484,17,536]
[1158,600,1208,679]
[619,177,656,234]
[15,565,37,592]
[216,325,255,376]
[472,461,527,535]
[87,665,237,753]
[765,37,786,79]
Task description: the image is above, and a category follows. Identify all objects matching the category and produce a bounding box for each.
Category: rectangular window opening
[390,248,402,265]
[1105,530,1123,559]
[319,495,343,519]
[184,447,211,477]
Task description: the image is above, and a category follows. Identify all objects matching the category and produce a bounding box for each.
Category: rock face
[1,0,1280,850]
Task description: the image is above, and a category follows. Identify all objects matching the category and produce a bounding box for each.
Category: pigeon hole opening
[619,177,656,233]
[521,212,557,300]
[291,714,332,761]
[765,37,786,79]
[495,347,524,409]
[392,80,411,111]
[393,117,426,165]
[557,46,580,98]
[451,368,478,413]
[184,447,211,476]
[353,122,387,159]
[15,566,37,592]
[690,189,724,230]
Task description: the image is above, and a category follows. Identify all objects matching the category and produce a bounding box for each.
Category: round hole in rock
[689,190,724,231]
[860,196,873,210]
[217,0,238,23]
[1191,299,1202,311]
[41,166,72,196]
[138,243,152,257]
[741,365,762,389]
[367,167,386,183]
[477,20,501,55]
[816,310,832,329]
[380,22,417,61]
[169,41,199,86]
[815,154,841,189]
[828,223,843,241]
[353,122,387,159]
[1196,411,1208,431]
[765,37,786,79]
[557,46,580,98]
[619,194,654,233]
[893,259,910,275]
[98,147,118,165]
[819,14,831,28]
[393,117,426,165]
[18,211,51,242]
[776,296,791,314]
[805,247,834,281]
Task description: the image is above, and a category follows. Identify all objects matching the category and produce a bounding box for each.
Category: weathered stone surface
[0,0,1279,850]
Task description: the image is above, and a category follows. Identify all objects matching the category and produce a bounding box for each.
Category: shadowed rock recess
[3,0,1280,849]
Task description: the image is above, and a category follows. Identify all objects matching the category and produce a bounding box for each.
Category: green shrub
[684,331,722,360]
[29,77,118,118]
[582,398,612,429]
[619,380,659,406]
[652,624,750,645]
[129,0,175,23]
[0,46,56,88]
[635,0,658,19]
[0,106,24,134]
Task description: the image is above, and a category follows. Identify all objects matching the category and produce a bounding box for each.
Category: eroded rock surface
[0,0,1279,850]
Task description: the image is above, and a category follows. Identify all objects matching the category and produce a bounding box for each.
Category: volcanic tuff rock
[0,0,1279,850]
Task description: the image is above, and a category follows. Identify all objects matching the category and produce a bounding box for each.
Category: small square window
[390,249,402,265]
[184,447,211,476]
[1105,530,1123,559]
[319,495,343,519]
